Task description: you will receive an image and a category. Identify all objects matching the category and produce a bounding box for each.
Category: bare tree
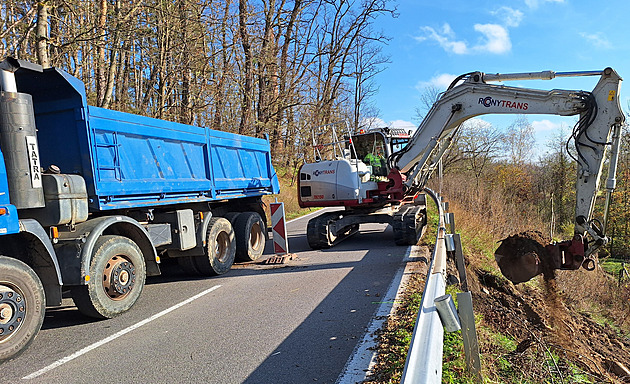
[504,115,535,165]
[414,85,441,122]
[450,119,503,187]
[238,0,255,135]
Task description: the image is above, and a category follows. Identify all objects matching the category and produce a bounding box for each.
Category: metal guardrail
[401,189,481,383]
[401,188,447,382]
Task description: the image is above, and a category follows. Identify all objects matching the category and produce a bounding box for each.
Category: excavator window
[390,138,409,153]
[350,132,388,177]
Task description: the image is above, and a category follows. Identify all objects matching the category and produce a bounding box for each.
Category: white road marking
[286,207,338,224]
[335,246,423,383]
[22,285,222,380]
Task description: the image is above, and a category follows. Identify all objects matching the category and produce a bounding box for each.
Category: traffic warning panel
[270,201,288,255]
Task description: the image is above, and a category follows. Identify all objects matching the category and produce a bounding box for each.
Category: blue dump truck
[0,58,279,361]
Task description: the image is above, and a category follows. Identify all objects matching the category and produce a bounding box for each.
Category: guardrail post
[452,233,481,380]
[620,262,629,286]
[447,212,455,234]
[457,292,482,381]
[453,234,467,292]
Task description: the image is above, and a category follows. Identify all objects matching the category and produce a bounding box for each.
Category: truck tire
[184,217,235,276]
[0,256,45,363]
[177,255,200,275]
[222,212,241,224]
[71,236,146,319]
[234,212,266,262]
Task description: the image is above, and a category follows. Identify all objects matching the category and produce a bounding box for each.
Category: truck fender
[15,219,63,306]
[198,211,213,248]
[57,216,160,285]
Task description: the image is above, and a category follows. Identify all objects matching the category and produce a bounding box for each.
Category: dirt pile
[367,234,630,382]
[473,231,630,382]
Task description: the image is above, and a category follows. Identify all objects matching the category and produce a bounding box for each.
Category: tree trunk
[95,0,108,106]
[35,2,51,68]
[238,0,254,135]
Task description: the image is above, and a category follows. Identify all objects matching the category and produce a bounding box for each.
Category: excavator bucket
[494,231,590,284]
[495,232,547,284]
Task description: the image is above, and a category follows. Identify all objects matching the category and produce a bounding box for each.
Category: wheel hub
[102,256,136,300]
[215,232,229,262]
[250,223,263,251]
[0,285,25,338]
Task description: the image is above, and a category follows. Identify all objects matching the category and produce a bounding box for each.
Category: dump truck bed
[15,68,279,210]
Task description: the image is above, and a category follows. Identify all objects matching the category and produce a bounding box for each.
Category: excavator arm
[389,68,624,283]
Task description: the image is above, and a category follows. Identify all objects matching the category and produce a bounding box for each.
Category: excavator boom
[389,68,623,283]
[298,67,624,280]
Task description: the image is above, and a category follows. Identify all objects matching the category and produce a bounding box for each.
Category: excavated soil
[473,266,630,382]
[475,231,630,382]
[367,235,630,383]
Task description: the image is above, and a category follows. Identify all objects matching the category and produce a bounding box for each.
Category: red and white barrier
[270,201,288,255]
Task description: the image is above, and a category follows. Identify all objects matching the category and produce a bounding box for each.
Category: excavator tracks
[306,212,359,249]
[392,205,426,246]
[306,205,426,249]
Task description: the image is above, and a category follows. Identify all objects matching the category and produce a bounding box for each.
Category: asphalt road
[2,209,412,383]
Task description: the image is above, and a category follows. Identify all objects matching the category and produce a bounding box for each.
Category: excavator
[298,68,625,284]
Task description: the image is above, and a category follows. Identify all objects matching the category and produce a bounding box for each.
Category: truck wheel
[71,236,146,319]
[189,217,236,276]
[222,212,241,223]
[177,256,200,275]
[234,212,266,262]
[0,256,45,363]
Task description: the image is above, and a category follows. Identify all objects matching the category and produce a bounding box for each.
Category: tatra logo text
[479,97,528,110]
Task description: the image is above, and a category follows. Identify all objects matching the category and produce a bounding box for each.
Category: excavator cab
[349,128,411,178]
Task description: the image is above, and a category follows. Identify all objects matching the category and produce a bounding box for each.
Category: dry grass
[557,267,630,334]
[434,173,630,382]
[432,174,546,240]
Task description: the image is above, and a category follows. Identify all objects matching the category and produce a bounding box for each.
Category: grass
[600,258,629,277]
[421,196,439,248]
[442,285,477,384]
[363,274,426,383]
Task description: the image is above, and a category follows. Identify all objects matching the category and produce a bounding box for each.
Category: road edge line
[335,245,423,383]
[22,285,222,380]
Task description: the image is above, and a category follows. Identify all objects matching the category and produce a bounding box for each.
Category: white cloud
[416,24,468,54]
[580,32,612,49]
[416,23,511,55]
[388,120,417,131]
[360,117,387,129]
[525,0,565,9]
[473,24,511,54]
[359,118,417,133]
[532,119,560,133]
[491,7,524,27]
[461,118,494,131]
[416,73,458,91]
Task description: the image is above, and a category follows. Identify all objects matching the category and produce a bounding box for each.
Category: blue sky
[370,0,630,155]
